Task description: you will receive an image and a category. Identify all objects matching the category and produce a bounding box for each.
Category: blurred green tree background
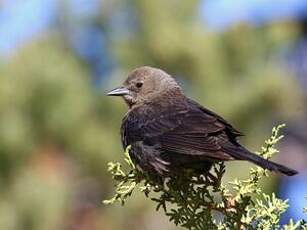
[0,0,306,229]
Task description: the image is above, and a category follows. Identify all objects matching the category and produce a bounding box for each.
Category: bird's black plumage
[108,66,298,176]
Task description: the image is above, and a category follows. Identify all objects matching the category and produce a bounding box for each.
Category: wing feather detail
[121,97,242,162]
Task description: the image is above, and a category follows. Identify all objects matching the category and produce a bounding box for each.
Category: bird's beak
[106,86,130,96]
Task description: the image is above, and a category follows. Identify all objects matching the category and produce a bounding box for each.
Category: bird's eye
[136,82,143,88]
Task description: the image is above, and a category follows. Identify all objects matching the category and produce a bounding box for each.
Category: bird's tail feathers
[223,145,298,176]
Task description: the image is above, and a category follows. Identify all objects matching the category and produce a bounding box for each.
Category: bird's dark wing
[157,99,243,161]
[121,101,188,148]
[186,98,243,137]
[121,98,243,161]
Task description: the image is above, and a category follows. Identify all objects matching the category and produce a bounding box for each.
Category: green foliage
[105,125,307,229]
[0,37,116,230]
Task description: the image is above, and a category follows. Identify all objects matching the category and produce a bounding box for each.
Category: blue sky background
[2,0,307,57]
[0,0,56,56]
[201,0,307,30]
[0,0,111,84]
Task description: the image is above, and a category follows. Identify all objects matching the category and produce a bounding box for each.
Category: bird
[107,66,298,177]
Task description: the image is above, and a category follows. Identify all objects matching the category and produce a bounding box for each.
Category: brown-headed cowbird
[107,66,298,176]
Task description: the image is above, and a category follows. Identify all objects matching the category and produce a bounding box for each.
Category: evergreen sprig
[104,125,307,229]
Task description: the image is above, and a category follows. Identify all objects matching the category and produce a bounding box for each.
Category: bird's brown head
[107,66,181,108]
